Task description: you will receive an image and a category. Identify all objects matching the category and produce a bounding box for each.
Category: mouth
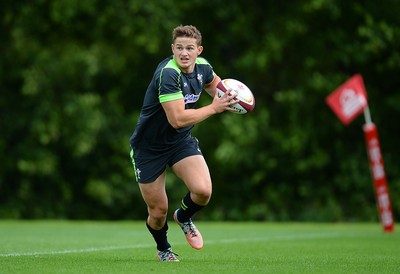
[179,60,191,68]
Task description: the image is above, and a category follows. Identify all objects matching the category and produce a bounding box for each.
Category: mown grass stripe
[0,232,340,257]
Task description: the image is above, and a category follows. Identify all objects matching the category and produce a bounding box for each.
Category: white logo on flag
[340,89,367,118]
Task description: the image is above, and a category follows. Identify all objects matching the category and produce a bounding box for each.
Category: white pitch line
[0,232,340,258]
[0,244,153,257]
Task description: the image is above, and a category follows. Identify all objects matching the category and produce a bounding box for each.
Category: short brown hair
[172,25,202,46]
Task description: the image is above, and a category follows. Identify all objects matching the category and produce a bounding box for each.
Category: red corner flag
[326,74,395,232]
[325,74,368,125]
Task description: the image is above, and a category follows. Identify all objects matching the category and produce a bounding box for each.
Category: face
[171,37,203,73]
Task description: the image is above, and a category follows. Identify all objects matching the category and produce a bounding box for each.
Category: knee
[148,205,168,227]
[200,188,212,202]
[192,187,212,205]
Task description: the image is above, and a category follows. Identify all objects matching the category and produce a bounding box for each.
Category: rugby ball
[217,79,255,114]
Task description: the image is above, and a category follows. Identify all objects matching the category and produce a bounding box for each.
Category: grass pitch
[0,221,399,273]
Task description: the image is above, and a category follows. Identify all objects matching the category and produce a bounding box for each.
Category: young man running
[129,25,237,262]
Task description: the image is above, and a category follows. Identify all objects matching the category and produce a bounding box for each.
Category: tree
[1,0,399,221]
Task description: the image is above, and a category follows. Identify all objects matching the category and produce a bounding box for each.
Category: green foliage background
[1,0,399,221]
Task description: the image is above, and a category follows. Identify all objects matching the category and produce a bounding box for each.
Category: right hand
[212,88,239,113]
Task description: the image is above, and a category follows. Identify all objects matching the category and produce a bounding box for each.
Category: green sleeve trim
[164,59,180,72]
[196,57,210,65]
[159,92,183,103]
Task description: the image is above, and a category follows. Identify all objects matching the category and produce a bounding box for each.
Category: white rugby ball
[217,79,255,114]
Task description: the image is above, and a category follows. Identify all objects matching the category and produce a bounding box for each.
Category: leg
[171,155,212,206]
[139,172,171,252]
[131,146,178,261]
[171,155,211,250]
[138,171,169,229]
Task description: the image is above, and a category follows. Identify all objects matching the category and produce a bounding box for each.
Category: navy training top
[129,56,215,151]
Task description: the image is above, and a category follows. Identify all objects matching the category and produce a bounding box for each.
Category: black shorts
[130,136,203,183]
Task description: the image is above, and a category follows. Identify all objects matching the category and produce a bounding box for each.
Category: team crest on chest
[197,74,203,85]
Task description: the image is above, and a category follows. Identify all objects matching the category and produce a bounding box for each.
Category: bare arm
[204,73,221,97]
[162,74,237,129]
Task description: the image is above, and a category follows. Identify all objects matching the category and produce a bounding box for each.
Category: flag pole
[362,105,394,232]
[363,105,372,125]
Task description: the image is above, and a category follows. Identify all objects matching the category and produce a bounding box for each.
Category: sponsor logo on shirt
[184,93,200,104]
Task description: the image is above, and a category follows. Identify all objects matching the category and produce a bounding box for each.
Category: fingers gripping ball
[216,79,255,114]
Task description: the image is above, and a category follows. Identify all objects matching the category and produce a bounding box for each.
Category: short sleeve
[157,68,184,103]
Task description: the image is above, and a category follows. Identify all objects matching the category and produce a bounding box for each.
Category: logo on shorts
[136,168,141,181]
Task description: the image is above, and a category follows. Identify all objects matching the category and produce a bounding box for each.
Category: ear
[171,44,175,54]
[197,45,203,56]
